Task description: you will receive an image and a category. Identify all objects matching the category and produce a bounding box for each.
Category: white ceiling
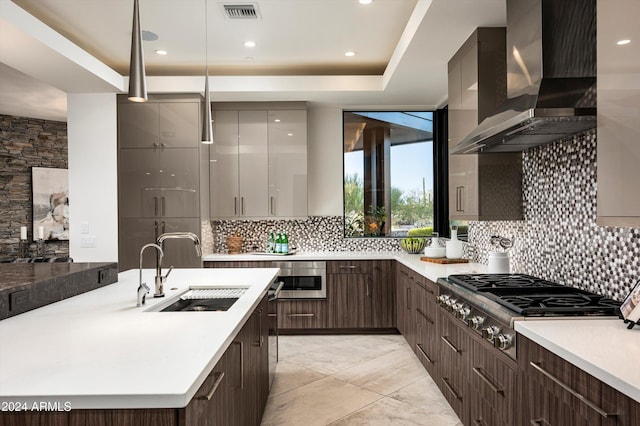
[0,0,506,122]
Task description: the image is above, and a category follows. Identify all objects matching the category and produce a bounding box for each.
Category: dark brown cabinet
[438,308,471,425]
[414,274,439,379]
[519,335,640,426]
[396,265,416,349]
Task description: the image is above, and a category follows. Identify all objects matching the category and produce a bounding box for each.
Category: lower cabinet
[0,296,269,426]
[278,299,327,330]
[396,265,416,348]
[414,275,439,379]
[518,335,640,426]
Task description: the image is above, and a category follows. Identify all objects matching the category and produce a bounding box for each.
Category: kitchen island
[0,267,278,418]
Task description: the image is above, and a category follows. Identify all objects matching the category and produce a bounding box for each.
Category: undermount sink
[147,287,248,312]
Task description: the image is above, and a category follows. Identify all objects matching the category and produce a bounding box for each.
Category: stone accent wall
[0,115,69,258]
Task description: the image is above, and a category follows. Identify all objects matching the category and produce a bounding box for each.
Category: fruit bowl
[400,238,427,254]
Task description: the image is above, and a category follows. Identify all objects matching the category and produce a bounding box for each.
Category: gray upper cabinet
[210,103,308,219]
[117,95,205,271]
[596,0,640,227]
[448,28,523,221]
[118,101,199,148]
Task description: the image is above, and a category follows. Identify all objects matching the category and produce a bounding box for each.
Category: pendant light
[128,0,147,102]
[201,0,214,144]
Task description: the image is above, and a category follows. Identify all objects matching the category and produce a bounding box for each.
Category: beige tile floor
[261,335,463,426]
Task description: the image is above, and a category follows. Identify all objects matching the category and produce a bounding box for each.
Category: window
[343,111,439,237]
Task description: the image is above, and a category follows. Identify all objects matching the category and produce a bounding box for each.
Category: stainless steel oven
[272,261,326,299]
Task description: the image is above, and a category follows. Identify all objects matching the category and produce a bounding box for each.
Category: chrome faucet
[138,243,163,306]
[154,232,202,298]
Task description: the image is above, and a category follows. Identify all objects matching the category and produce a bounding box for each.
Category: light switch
[81,222,89,234]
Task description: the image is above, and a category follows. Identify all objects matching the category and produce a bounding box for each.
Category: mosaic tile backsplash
[468,130,640,302]
[210,129,639,302]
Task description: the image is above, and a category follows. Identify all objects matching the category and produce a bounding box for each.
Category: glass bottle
[282,231,289,254]
[275,232,282,254]
[267,232,275,253]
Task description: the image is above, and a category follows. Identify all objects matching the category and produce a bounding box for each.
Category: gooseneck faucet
[154,232,202,298]
[137,243,163,306]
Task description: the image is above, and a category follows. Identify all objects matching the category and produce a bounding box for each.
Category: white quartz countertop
[0,267,279,409]
[515,319,640,403]
[203,251,488,283]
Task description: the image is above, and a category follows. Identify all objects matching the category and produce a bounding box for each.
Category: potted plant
[365,205,386,236]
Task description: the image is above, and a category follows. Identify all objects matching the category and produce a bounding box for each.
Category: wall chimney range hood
[450,0,596,154]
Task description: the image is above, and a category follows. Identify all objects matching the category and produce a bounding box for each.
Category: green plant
[408,226,433,237]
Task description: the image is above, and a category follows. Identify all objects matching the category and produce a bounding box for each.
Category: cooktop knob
[437,295,449,306]
[467,315,485,330]
[457,305,471,320]
[495,333,513,350]
[482,325,501,342]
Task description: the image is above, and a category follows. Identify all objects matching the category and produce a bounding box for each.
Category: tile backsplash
[468,130,640,302]
[210,129,639,302]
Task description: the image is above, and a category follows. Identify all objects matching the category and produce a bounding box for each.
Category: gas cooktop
[447,273,621,317]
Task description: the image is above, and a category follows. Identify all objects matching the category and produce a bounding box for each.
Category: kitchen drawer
[469,338,517,426]
[278,299,327,329]
[327,260,371,275]
[519,335,626,426]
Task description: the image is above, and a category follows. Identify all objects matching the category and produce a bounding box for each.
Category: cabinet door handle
[338,265,357,269]
[154,221,159,240]
[241,197,245,215]
[442,377,462,401]
[234,341,244,390]
[161,196,166,216]
[258,308,263,347]
[161,221,166,234]
[441,336,461,353]
[416,308,434,324]
[473,419,487,426]
[530,419,551,426]
[472,367,504,396]
[196,372,225,401]
[233,197,238,215]
[459,186,464,211]
[529,362,617,418]
[286,313,315,317]
[270,196,275,215]
[406,287,411,310]
[416,343,434,364]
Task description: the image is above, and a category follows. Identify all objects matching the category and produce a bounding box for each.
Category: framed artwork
[620,280,640,322]
[32,167,69,241]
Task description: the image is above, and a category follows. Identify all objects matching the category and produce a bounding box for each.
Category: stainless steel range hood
[450,0,596,154]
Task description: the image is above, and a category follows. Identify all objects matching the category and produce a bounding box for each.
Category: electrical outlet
[80,236,96,248]
[81,221,89,234]
[98,269,109,283]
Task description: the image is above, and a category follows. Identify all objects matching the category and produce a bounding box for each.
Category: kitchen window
[343,110,448,238]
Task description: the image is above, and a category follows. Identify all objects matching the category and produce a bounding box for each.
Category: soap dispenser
[445,225,464,259]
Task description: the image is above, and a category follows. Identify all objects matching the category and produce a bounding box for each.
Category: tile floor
[261,335,463,426]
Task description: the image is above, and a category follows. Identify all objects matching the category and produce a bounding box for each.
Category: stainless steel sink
[147,287,248,312]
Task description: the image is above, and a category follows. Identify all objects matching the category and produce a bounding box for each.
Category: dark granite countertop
[0,262,118,320]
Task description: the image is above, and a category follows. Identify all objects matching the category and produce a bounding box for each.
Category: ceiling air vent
[221,3,261,19]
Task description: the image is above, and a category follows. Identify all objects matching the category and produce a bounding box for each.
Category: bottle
[282,231,289,254]
[445,225,464,259]
[267,232,275,253]
[275,232,282,254]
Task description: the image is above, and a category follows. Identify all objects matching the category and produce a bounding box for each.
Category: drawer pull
[286,313,315,317]
[416,343,434,364]
[442,377,462,401]
[530,419,551,426]
[473,419,487,426]
[472,367,504,396]
[441,336,461,353]
[416,308,434,324]
[197,372,225,401]
[338,265,357,269]
[529,362,617,418]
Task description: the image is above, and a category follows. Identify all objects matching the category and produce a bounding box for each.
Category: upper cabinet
[596,0,640,227]
[210,103,308,219]
[118,102,200,148]
[448,28,523,221]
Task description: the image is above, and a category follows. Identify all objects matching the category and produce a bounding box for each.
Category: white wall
[307,106,344,216]
[67,93,118,262]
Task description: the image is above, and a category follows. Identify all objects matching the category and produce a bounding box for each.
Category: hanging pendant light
[128,0,147,102]
[201,0,214,144]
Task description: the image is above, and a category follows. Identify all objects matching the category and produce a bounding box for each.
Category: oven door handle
[273,281,285,299]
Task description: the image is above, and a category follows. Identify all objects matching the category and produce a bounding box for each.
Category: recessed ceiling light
[359,0,373,4]
[345,51,356,57]
[141,30,159,41]
[244,40,256,47]
[245,56,254,61]
[287,133,293,136]
[274,119,281,122]
[154,50,168,55]
[617,39,631,45]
